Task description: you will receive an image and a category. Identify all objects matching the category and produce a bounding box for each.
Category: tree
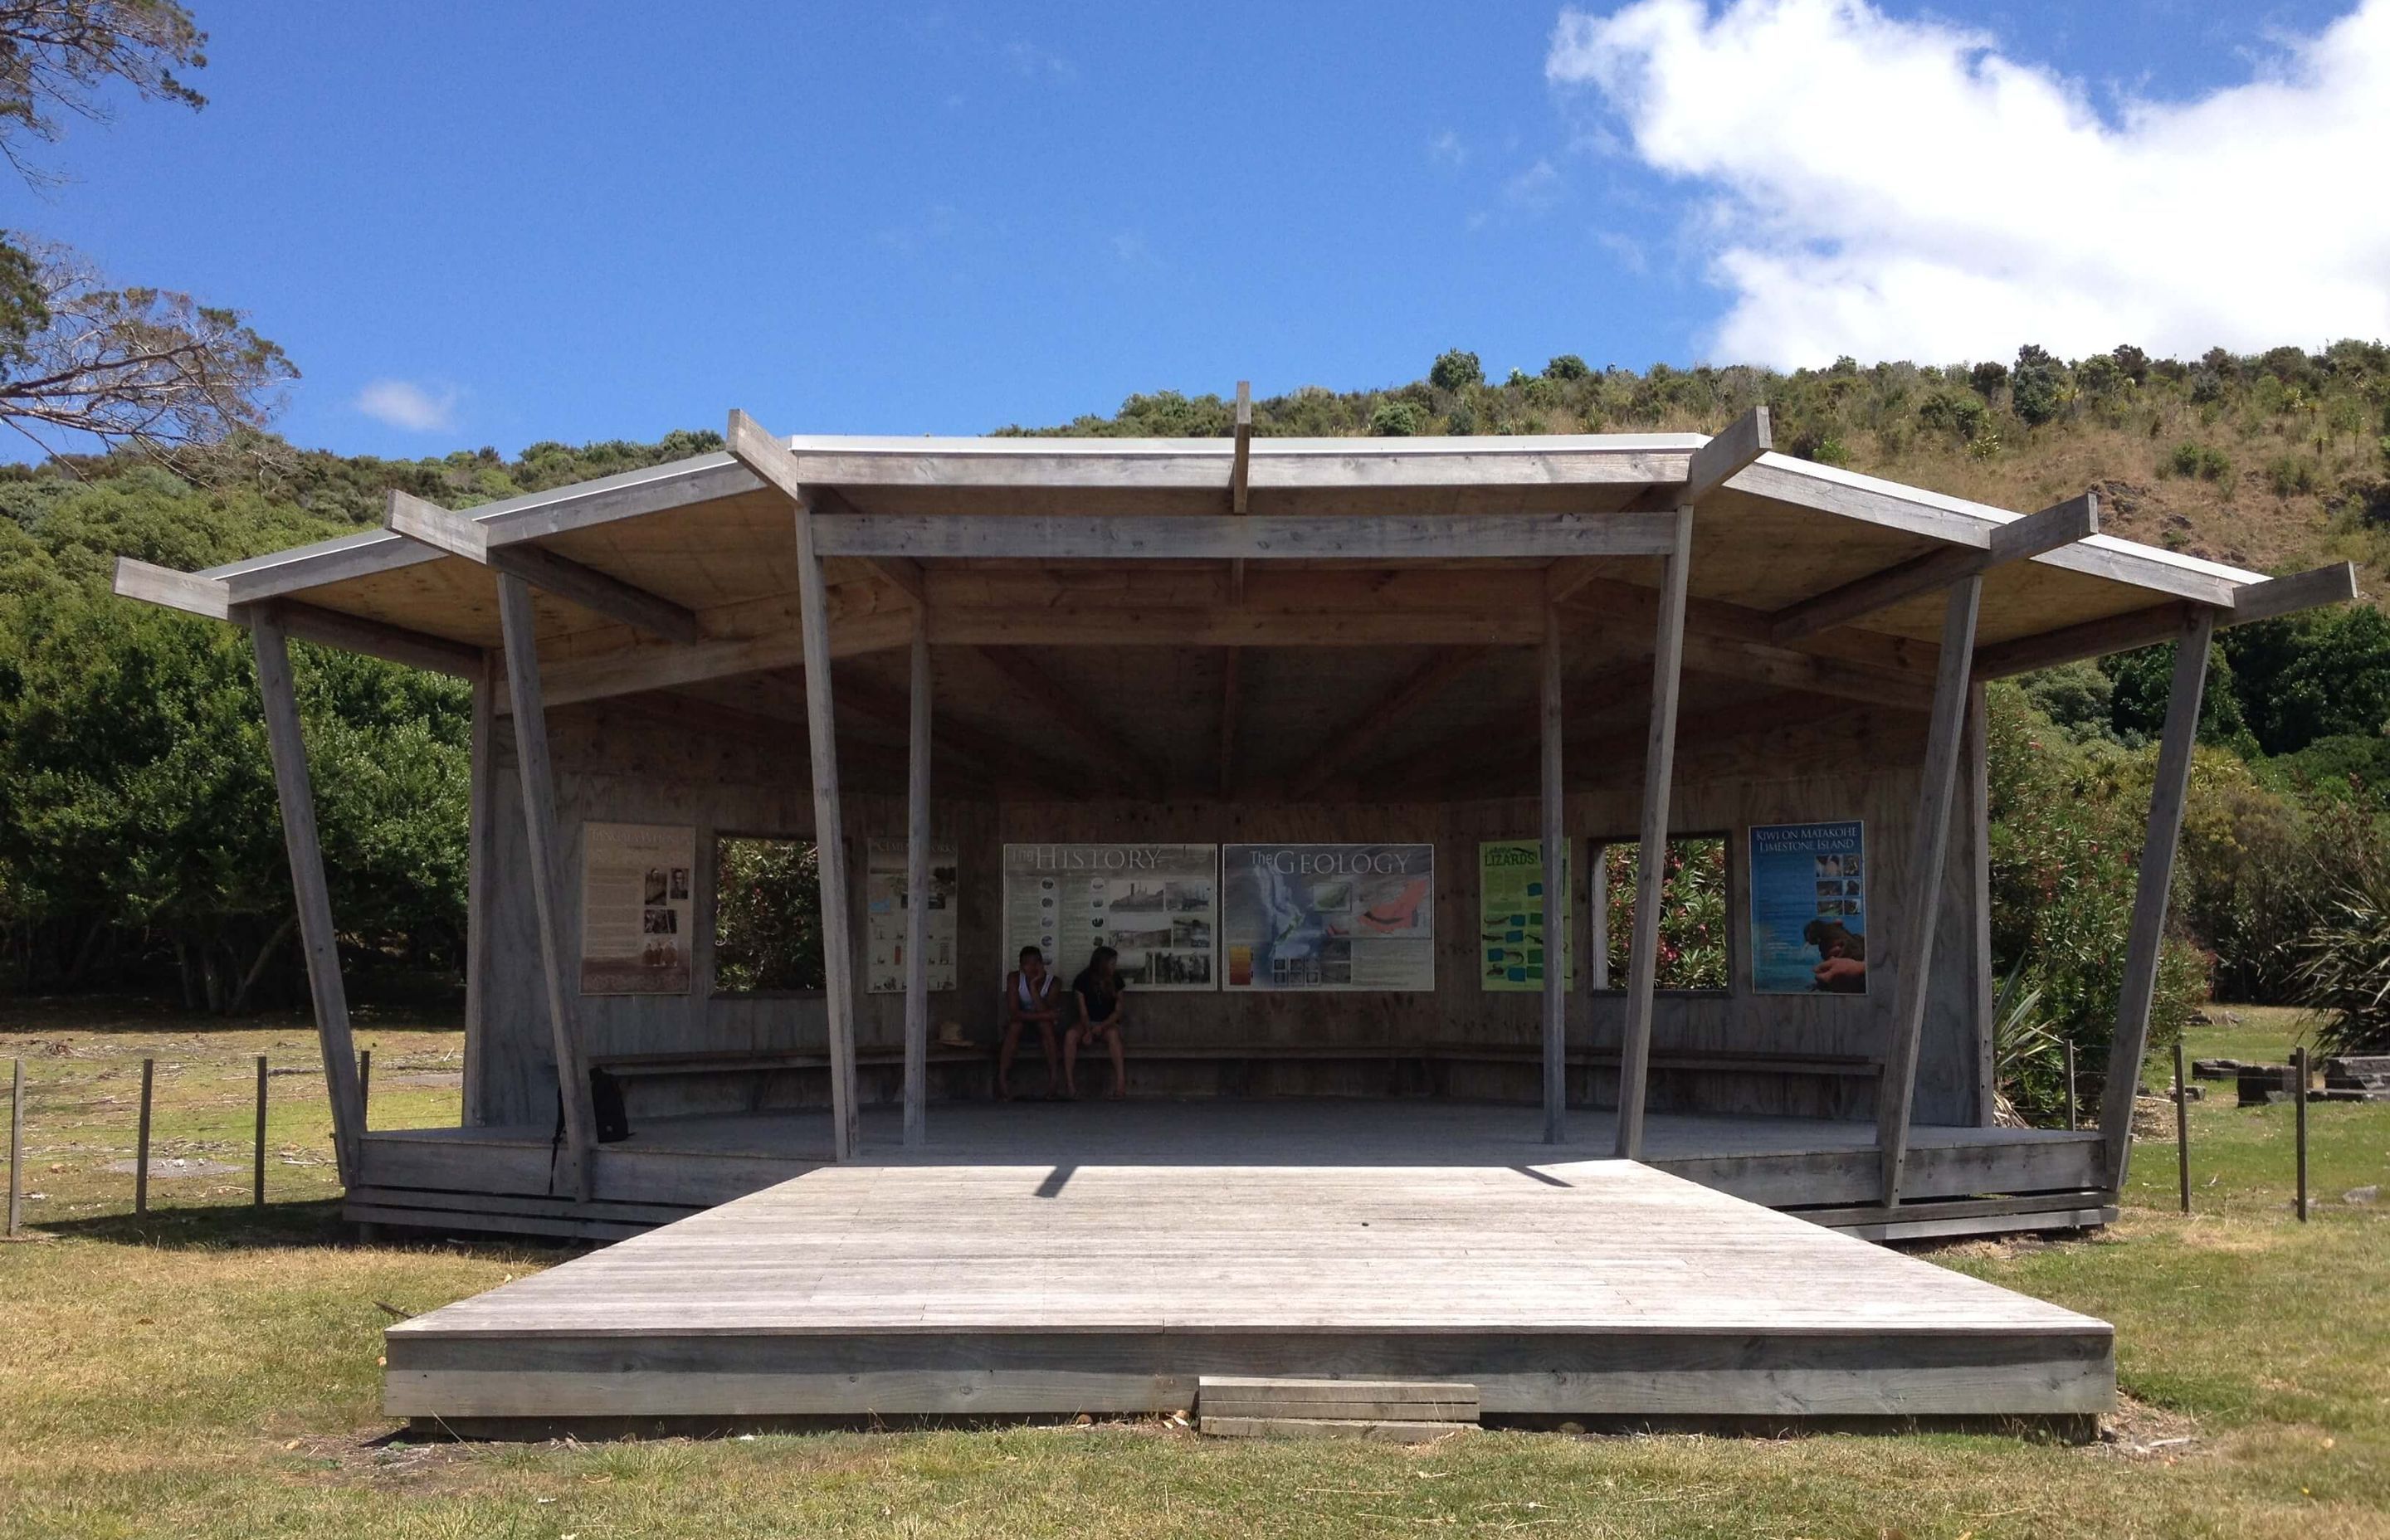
[2010,344,2066,426]
[1367,400,1427,436]
[0,2,291,461]
[1544,353,1590,381]
[1428,349,1481,391]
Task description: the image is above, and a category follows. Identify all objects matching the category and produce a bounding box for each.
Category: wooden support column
[1875,574,1984,1206]
[902,614,932,1148]
[728,411,861,1161]
[1540,606,1567,1144]
[495,573,598,1197]
[1614,505,1694,1161]
[2098,611,2216,1192]
[250,616,368,1187]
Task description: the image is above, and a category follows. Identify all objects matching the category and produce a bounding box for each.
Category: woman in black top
[1066,945,1128,1100]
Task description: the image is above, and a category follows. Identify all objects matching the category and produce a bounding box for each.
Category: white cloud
[1428,129,1468,166]
[1003,41,1077,82]
[1547,0,2390,365]
[1110,230,1154,264]
[1503,157,1564,211]
[353,378,459,433]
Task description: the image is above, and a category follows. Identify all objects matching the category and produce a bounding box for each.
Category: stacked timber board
[383,1158,2112,1430]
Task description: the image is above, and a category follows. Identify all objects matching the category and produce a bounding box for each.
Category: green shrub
[1428,350,1482,391]
[1367,400,1427,437]
[1544,353,1590,381]
[2291,858,2390,1053]
[2266,453,2318,496]
[2164,441,2231,480]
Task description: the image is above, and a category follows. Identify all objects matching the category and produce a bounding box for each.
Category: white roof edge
[1758,454,2269,587]
[782,431,1710,456]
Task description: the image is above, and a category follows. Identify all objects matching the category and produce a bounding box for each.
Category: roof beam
[387,490,703,643]
[115,556,231,619]
[1548,407,1769,601]
[810,486,925,606]
[1285,647,1489,800]
[972,646,1164,792]
[1688,405,1773,503]
[496,607,915,712]
[113,558,481,675]
[1768,491,2100,643]
[812,510,1683,562]
[1974,561,2361,678]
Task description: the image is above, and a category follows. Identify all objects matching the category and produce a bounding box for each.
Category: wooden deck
[384,1156,2114,1429]
[351,1100,2112,1243]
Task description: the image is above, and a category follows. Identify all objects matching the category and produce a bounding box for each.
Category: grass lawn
[2,999,2385,1538]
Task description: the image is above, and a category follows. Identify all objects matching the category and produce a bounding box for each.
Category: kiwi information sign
[1748,821,1867,995]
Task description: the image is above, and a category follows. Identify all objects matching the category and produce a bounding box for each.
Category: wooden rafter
[812,510,1685,563]
[973,646,1165,792]
[1284,647,1490,800]
[388,490,704,643]
[1769,492,2098,644]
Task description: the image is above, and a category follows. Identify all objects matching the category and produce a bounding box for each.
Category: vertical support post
[252,1054,268,1209]
[495,573,598,1197]
[2294,1044,2310,1222]
[2174,1040,2192,1214]
[8,1058,22,1237]
[2098,612,2216,1193]
[1540,605,1567,1144]
[1965,683,1996,1125]
[251,616,366,1187]
[1615,506,1694,1161]
[2064,1040,2078,1131]
[134,1058,154,1215]
[902,615,933,1148]
[358,1047,371,1128]
[462,654,498,1127]
[1878,574,1983,1206]
[792,496,861,1162]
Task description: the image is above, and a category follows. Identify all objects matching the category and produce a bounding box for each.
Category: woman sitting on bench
[999,944,1065,1101]
[1066,944,1129,1100]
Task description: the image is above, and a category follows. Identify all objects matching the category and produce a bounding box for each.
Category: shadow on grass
[0,989,464,1036]
[21,1197,575,1261]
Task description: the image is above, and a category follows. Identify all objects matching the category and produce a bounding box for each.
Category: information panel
[1748,821,1868,995]
[866,838,958,994]
[1478,839,1572,992]
[1001,844,1218,990]
[1222,842,1436,992]
[578,821,695,995]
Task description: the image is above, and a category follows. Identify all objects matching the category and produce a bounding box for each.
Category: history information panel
[1000,844,1218,990]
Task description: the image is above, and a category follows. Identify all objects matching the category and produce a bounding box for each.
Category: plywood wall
[466,695,1989,1130]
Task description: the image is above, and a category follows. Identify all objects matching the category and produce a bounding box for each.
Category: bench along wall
[467,697,1988,1130]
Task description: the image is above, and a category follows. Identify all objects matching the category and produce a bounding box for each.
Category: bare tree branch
[0,0,205,186]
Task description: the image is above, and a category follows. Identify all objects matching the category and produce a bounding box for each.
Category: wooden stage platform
[351,1100,2114,1245]
[384,1156,2114,1430]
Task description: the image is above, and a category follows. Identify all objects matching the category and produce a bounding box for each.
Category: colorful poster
[1001,844,1217,991]
[1749,821,1867,995]
[578,821,695,995]
[1478,840,1572,992]
[866,838,958,995]
[1222,843,1436,992]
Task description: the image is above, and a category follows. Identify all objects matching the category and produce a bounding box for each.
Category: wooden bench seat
[593,1045,988,1079]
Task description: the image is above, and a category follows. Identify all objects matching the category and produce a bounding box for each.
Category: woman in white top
[999,945,1064,1100]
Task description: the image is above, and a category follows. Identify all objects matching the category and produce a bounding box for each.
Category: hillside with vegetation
[5,342,2390,1110]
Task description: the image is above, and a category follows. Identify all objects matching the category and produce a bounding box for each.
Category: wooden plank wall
[468,699,1987,1130]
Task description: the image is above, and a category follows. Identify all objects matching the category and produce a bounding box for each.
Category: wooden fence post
[358,1048,372,1128]
[2065,1039,2077,1131]
[253,1054,268,1209]
[2294,1044,2310,1223]
[2173,1040,2191,1216]
[135,1057,155,1216]
[7,1058,21,1237]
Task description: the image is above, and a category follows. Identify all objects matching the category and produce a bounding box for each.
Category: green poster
[1478,840,1572,992]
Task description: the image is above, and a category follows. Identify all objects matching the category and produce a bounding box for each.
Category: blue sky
[8,0,2382,457]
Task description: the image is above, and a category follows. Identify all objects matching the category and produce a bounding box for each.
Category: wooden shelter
[115,405,2363,1426]
[115,407,2356,1241]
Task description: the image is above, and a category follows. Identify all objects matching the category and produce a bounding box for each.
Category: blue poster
[1748,821,1867,995]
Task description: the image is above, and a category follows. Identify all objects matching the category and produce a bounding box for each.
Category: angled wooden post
[134,1058,154,1215]
[2100,612,2215,1192]
[251,615,367,1187]
[1614,504,1694,1161]
[1540,604,1567,1143]
[729,410,860,1161]
[7,1057,21,1236]
[903,613,933,1148]
[1877,573,1983,1206]
[495,573,598,1197]
[462,653,499,1127]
